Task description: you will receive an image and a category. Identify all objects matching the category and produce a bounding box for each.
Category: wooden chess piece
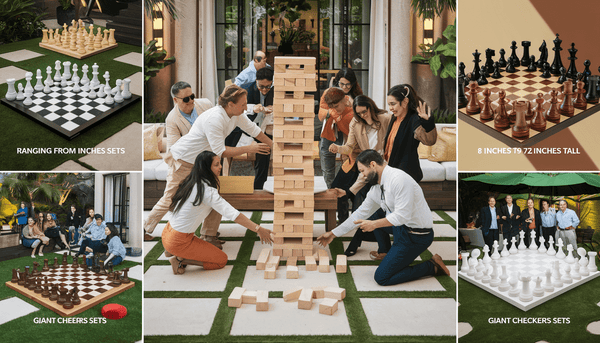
[509,41,520,67]
[72,254,79,268]
[57,286,67,305]
[585,75,599,104]
[49,284,59,302]
[494,90,510,130]
[34,278,43,294]
[11,269,18,283]
[107,265,114,279]
[550,33,564,75]
[71,287,81,305]
[62,252,68,266]
[525,101,533,121]
[81,256,88,271]
[485,48,495,72]
[32,261,39,276]
[42,29,48,43]
[102,29,109,47]
[521,41,531,66]
[557,67,567,84]
[108,28,116,45]
[458,75,468,108]
[537,40,548,68]
[28,276,36,290]
[18,269,25,286]
[458,61,466,80]
[471,50,482,82]
[540,62,552,78]
[111,272,122,286]
[43,259,49,272]
[530,93,547,131]
[62,292,74,309]
[25,266,30,277]
[498,48,507,68]
[512,100,530,139]
[559,80,575,117]
[466,81,481,114]
[122,268,130,284]
[479,89,494,121]
[573,77,587,110]
[582,59,591,89]
[566,43,578,80]
[545,89,561,123]
[41,277,50,298]
[491,62,502,79]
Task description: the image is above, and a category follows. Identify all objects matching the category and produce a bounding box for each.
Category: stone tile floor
[144,209,457,341]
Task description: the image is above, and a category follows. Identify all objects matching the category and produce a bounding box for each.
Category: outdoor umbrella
[463,173,600,197]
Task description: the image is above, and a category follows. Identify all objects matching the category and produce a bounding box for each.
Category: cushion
[419,159,446,182]
[155,159,169,181]
[428,126,456,162]
[101,304,127,320]
[143,125,162,161]
[143,159,164,180]
[441,161,457,181]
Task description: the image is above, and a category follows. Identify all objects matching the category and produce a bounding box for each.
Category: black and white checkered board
[459,249,600,311]
[1,83,140,140]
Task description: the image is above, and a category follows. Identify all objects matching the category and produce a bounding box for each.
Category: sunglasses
[257,83,273,90]
[175,93,195,103]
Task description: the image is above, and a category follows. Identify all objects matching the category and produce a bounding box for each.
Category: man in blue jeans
[317,149,450,285]
[75,214,108,257]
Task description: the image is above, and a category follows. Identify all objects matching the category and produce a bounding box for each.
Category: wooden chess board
[459,69,600,147]
[6,262,134,317]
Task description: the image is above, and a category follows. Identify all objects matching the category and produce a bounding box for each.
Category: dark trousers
[542,226,555,249]
[344,187,379,254]
[331,163,360,223]
[253,133,272,190]
[484,229,499,251]
[374,225,435,286]
[78,239,107,255]
[504,224,519,250]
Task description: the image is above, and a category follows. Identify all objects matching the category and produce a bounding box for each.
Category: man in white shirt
[144,85,273,248]
[317,149,449,285]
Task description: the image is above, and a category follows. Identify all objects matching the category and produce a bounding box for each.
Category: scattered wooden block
[264,265,276,279]
[319,255,330,273]
[228,287,246,307]
[256,290,269,311]
[256,248,271,270]
[336,254,347,273]
[242,290,257,304]
[305,256,317,271]
[312,285,327,299]
[298,288,314,310]
[266,255,281,270]
[283,286,303,302]
[286,256,297,266]
[319,298,339,315]
[286,265,299,279]
[324,287,346,301]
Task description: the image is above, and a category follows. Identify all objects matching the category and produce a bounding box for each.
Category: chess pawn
[537,236,547,254]
[108,28,116,44]
[62,24,69,48]
[546,236,556,256]
[97,82,106,98]
[466,81,480,114]
[571,262,582,280]
[474,263,485,280]
[5,78,17,100]
[532,277,544,297]
[42,29,48,43]
[43,81,51,94]
[509,236,518,254]
[578,247,588,265]
[114,79,124,103]
[43,259,49,272]
[101,29,109,47]
[54,60,62,81]
[41,279,50,298]
[525,55,537,72]
[45,66,53,86]
[540,62,552,78]
[508,272,520,297]
[498,265,510,292]
[494,90,510,130]
[460,252,470,273]
[481,267,491,284]
[489,261,501,287]
[71,287,81,305]
[543,269,554,292]
[71,63,79,82]
[121,78,132,99]
[23,94,33,106]
[88,87,97,99]
[518,274,533,302]
[588,251,598,272]
[573,79,587,110]
[530,93,546,131]
[479,88,494,121]
[61,74,68,88]
[54,29,61,46]
[16,83,25,101]
[556,238,566,259]
[565,244,575,264]
[511,100,529,139]
[506,57,516,73]
[545,89,560,123]
[24,72,34,96]
[501,238,510,257]
[477,66,488,86]
[458,75,468,108]
[528,230,538,250]
[34,278,43,294]
[11,269,18,283]
[57,287,67,306]
[491,241,501,260]
[482,245,492,265]
[104,89,114,105]
[561,265,573,284]
[34,69,44,92]
[491,61,502,79]
[95,27,103,49]
[559,80,575,117]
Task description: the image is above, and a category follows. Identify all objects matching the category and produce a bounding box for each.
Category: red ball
[101,304,127,320]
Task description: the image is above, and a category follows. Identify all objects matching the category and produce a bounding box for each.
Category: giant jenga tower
[271,56,317,259]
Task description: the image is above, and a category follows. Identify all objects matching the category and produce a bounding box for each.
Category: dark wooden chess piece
[62,292,74,309]
[498,48,507,68]
[52,257,59,269]
[479,89,494,121]
[530,93,547,131]
[512,100,530,139]
[122,268,130,284]
[458,75,468,108]
[81,256,89,271]
[566,43,578,80]
[485,48,495,73]
[509,41,520,67]
[71,287,81,305]
[471,50,482,82]
[559,80,575,117]
[42,259,49,272]
[494,90,510,130]
[57,286,67,305]
[520,41,531,66]
[585,75,599,104]
[111,272,122,286]
[507,101,516,124]
[557,67,568,84]
[491,62,502,79]
[41,277,50,298]
[506,57,516,73]
[458,61,466,80]
[25,266,30,277]
[11,269,18,283]
[32,261,40,276]
[107,265,114,279]
[582,60,591,90]
[540,62,552,78]
[544,89,560,123]
[478,66,489,85]
[466,81,481,114]
[34,277,43,294]
[62,252,68,266]
[49,284,59,301]
[537,40,548,69]
[18,269,25,286]
[27,276,36,290]
[525,101,533,121]
[550,33,564,75]
[72,254,79,268]
[525,55,537,72]
[573,77,587,110]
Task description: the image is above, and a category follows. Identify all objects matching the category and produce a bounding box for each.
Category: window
[104,174,129,243]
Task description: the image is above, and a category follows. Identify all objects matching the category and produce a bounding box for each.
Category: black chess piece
[458,62,466,80]
[520,41,531,66]
[566,43,578,80]
[509,41,520,67]
[49,284,59,301]
[586,75,599,104]
[557,67,567,84]
[582,59,591,90]
[541,62,552,78]
[537,40,548,68]
[525,55,537,72]
[11,269,18,283]
[478,66,489,85]
[71,287,81,305]
[550,33,564,75]
[458,75,468,108]
[57,286,67,305]
[491,62,503,79]
[485,48,495,73]
[122,267,131,284]
[506,57,516,73]
[471,50,482,82]
[498,48,507,68]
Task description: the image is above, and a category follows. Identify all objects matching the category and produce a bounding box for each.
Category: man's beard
[366,170,378,186]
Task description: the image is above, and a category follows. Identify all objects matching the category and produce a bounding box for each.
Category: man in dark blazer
[500,195,521,250]
[476,196,500,251]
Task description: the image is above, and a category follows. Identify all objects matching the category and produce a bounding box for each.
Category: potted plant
[277,22,298,54]
[56,0,76,26]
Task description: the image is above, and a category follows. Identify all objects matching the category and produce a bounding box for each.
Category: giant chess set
[39,20,118,59]
[1,60,140,139]
[458,34,600,147]
[6,253,134,317]
[458,231,599,311]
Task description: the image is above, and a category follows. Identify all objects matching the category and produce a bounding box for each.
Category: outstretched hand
[417,101,431,120]
[256,226,273,245]
[250,143,271,154]
[316,232,336,247]
[332,188,347,198]
[354,219,377,232]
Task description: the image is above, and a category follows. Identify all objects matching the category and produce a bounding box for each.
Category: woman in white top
[163,150,273,274]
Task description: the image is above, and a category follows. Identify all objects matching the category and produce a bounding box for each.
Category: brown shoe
[165,251,173,257]
[431,254,450,276]
[200,235,223,250]
[169,256,185,275]
[369,251,387,261]
[144,233,154,241]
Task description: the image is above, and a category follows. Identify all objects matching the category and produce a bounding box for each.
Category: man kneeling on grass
[317,149,449,285]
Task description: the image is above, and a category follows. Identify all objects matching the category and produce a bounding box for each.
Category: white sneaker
[39,252,44,256]
[31,254,35,258]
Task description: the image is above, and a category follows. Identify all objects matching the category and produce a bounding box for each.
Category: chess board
[1,84,140,140]
[6,261,134,317]
[39,41,118,60]
[458,69,600,147]
[458,249,600,311]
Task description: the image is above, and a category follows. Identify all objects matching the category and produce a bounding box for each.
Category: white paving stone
[52,160,90,171]
[249,241,330,260]
[428,241,456,261]
[588,321,600,335]
[159,241,242,261]
[125,71,143,96]
[218,223,249,237]
[0,49,43,62]
[79,123,142,171]
[342,241,422,261]
[230,298,351,335]
[361,298,456,336]
[449,265,457,283]
[0,66,28,84]
[126,265,143,280]
[433,223,456,237]
[114,52,142,67]
[446,211,457,221]
[241,266,339,291]
[261,211,274,221]
[458,322,473,338]
[350,266,445,291]
[432,211,443,221]
[143,241,158,257]
[124,254,143,263]
[145,298,220,335]
[0,297,39,325]
[144,265,233,291]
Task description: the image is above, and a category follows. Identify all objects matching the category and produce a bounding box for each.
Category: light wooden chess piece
[102,29,109,47]
[62,24,69,48]
[108,28,116,45]
[48,29,55,44]
[54,29,61,46]
[95,27,103,49]
[42,29,49,43]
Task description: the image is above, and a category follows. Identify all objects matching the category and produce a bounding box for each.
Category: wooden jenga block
[282,248,293,257]
[242,290,257,304]
[318,249,329,260]
[303,64,316,73]
[324,287,346,300]
[298,288,313,310]
[319,298,339,315]
[304,225,313,233]
[293,130,303,139]
[294,180,304,189]
[274,64,286,73]
[296,78,306,87]
[286,265,299,279]
[305,255,317,271]
[284,103,293,112]
[284,130,293,139]
[286,256,297,266]
[273,249,283,256]
[273,224,283,233]
[284,78,295,86]
[302,237,312,245]
[293,91,305,99]
[319,255,330,273]
[256,290,269,311]
[228,287,245,307]
[264,265,276,279]
[293,104,304,112]
[283,286,303,302]
[273,236,284,244]
[312,285,327,299]
[266,255,280,269]
[336,255,347,273]
[284,179,294,188]
[304,104,313,112]
[292,249,303,256]
[256,248,271,270]
[312,251,319,262]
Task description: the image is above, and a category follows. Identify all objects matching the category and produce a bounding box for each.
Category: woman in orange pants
[163,150,273,274]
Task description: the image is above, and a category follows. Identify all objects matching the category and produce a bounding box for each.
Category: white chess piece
[556,238,566,259]
[474,264,485,280]
[508,272,520,297]
[90,63,100,89]
[490,261,501,287]
[460,252,470,273]
[501,238,510,257]
[468,250,480,277]
[481,267,491,284]
[71,63,79,82]
[16,84,24,101]
[561,265,573,284]
[43,81,51,94]
[23,93,32,106]
[529,231,537,250]
[24,72,33,96]
[81,64,89,85]
[482,245,492,265]
[53,60,62,81]
[5,78,16,100]
[103,71,111,95]
[552,261,563,288]
[498,265,510,291]
[578,247,588,266]
[565,244,575,264]
[60,74,68,88]
[72,77,81,93]
[62,61,72,81]
[518,274,533,302]
[518,231,527,250]
[588,251,598,272]
[88,86,97,99]
[45,66,53,86]
[34,69,44,91]
[546,236,556,256]
[571,261,581,280]
[543,268,554,292]
[509,236,518,254]
[114,79,123,103]
[104,89,114,105]
[538,236,547,253]
[532,276,544,297]
[491,240,501,260]
[121,78,131,99]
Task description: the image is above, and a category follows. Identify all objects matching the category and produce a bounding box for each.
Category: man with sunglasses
[247,67,274,189]
[317,149,450,286]
[234,50,269,90]
[165,81,213,150]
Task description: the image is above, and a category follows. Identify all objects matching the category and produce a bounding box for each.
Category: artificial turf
[0,37,142,171]
[0,253,142,342]
[143,210,457,342]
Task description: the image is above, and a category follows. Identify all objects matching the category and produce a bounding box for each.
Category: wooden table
[221,190,338,231]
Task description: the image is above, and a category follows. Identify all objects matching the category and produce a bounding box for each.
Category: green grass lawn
[0,38,142,171]
[0,253,142,343]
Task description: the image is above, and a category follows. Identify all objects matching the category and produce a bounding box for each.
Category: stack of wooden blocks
[271,56,317,259]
